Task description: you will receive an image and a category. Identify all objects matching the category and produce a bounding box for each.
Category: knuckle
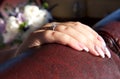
[64,26,71,31]
[43,30,52,38]
[56,25,71,32]
[74,21,81,25]
[55,25,64,31]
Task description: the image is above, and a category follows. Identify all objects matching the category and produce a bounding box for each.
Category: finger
[50,21,98,37]
[63,22,98,37]
[69,22,99,36]
[61,22,98,39]
[97,35,111,58]
[35,30,86,51]
[55,23,108,57]
[72,25,107,57]
[55,25,99,53]
[81,24,111,58]
[63,22,111,58]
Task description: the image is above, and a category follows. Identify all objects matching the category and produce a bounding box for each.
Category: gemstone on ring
[51,23,57,31]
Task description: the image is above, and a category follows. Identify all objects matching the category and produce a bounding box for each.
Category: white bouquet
[0,4,52,47]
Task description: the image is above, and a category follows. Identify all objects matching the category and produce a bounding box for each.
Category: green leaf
[43,2,49,9]
[19,22,27,31]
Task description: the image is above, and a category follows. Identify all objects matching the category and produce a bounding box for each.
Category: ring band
[39,23,57,31]
[51,23,57,31]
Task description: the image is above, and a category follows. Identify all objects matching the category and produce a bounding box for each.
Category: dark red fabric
[0,1,120,79]
[0,44,120,79]
[0,21,120,79]
[97,21,120,56]
[99,21,120,40]
[0,47,17,64]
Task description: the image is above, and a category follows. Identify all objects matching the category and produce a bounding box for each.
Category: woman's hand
[16,22,111,58]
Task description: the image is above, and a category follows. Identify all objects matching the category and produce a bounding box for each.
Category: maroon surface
[0,44,120,79]
[97,21,120,56]
[0,47,17,64]
[0,1,120,79]
[99,21,120,42]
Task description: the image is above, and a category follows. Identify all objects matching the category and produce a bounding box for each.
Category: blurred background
[46,0,120,26]
[0,0,120,26]
[0,0,120,64]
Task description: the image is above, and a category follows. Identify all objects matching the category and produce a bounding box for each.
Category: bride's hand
[17,22,111,58]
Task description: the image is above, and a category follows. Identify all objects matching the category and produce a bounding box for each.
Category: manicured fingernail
[83,46,89,52]
[95,46,105,58]
[78,43,89,52]
[104,47,111,58]
[97,36,111,58]
[97,35,106,47]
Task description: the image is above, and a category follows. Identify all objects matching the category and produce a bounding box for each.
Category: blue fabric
[94,9,120,28]
[0,51,32,72]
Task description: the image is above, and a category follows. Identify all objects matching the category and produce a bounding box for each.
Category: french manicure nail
[78,43,89,52]
[83,46,89,52]
[105,47,111,58]
[95,46,105,58]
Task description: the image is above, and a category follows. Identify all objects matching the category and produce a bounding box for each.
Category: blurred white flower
[24,5,52,28]
[22,5,52,39]
[2,16,22,43]
[2,5,52,44]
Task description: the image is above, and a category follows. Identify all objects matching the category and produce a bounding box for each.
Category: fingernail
[104,47,111,58]
[95,46,105,58]
[98,36,111,58]
[83,46,89,52]
[97,36,106,47]
[78,43,89,52]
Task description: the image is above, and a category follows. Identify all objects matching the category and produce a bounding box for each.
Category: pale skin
[16,21,111,58]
